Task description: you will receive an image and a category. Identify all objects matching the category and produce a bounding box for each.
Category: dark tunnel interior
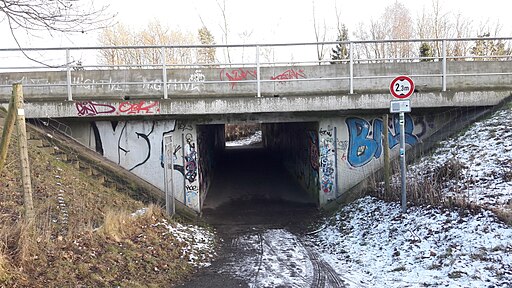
[199,122,320,219]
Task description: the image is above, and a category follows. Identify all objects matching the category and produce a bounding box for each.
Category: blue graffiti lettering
[346,115,418,167]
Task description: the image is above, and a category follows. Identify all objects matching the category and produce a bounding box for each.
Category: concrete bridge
[1,39,511,214]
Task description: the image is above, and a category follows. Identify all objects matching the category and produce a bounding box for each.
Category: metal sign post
[163,134,175,216]
[398,112,407,213]
[390,76,414,213]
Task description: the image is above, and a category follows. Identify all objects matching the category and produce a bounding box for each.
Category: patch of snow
[226,130,262,147]
[130,208,148,217]
[309,196,512,288]
[225,229,314,287]
[155,220,216,268]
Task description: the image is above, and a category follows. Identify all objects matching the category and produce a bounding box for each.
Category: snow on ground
[307,105,512,287]
[224,229,314,288]
[408,106,512,210]
[309,196,512,287]
[226,130,262,147]
[154,219,216,267]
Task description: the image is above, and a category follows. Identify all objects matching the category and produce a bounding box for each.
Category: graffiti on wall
[2,70,206,94]
[346,114,418,167]
[271,68,306,82]
[148,70,206,92]
[308,131,320,172]
[183,132,199,208]
[76,101,116,116]
[219,67,308,88]
[92,120,201,211]
[184,133,198,183]
[93,121,157,172]
[319,126,335,194]
[76,100,160,116]
[220,68,257,89]
[303,131,320,191]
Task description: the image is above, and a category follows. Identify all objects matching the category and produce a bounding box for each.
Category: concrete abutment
[60,105,491,214]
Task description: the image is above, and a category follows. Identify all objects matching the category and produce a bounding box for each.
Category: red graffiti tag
[75,101,116,116]
[220,68,257,89]
[271,68,307,82]
[118,101,160,115]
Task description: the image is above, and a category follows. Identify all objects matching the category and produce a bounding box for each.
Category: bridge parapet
[1,61,511,100]
[0,39,511,118]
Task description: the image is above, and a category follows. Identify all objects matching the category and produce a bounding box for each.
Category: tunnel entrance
[198,122,320,221]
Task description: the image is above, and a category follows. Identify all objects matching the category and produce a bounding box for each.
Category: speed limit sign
[390,76,414,99]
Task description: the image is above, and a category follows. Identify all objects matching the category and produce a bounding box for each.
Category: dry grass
[0,114,203,286]
[0,253,9,282]
[97,209,135,242]
[375,158,464,207]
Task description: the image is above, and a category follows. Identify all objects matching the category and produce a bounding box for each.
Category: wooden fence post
[383,114,391,197]
[14,83,35,223]
[0,93,17,172]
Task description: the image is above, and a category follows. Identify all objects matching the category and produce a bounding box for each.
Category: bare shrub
[373,158,466,207]
[433,158,466,183]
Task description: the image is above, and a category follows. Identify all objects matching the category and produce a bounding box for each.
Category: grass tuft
[97,209,135,242]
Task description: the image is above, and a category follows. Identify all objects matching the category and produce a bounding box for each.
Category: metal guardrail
[0,37,511,100]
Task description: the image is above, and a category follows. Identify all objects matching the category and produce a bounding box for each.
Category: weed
[0,252,10,282]
[390,266,407,272]
[448,271,466,279]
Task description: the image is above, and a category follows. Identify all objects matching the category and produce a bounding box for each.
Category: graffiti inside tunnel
[346,114,418,167]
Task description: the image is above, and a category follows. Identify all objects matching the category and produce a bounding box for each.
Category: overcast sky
[0,0,510,49]
[0,0,509,68]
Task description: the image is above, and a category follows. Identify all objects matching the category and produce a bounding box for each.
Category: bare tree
[416,0,474,59]
[451,13,473,58]
[0,0,114,65]
[312,0,328,64]
[330,0,350,64]
[216,0,231,64]
[353,22,372,60]
[97,21,196,67]
[354,1,413,61]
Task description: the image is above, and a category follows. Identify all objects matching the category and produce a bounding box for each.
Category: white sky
[0,0,509,67]
[0,0,510,49]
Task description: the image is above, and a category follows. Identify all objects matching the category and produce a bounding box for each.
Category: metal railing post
[349,42,354,94]
[256,45,261,97]
[442,40,447,92]
[161,46,168,99]
[65,49,72,101]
